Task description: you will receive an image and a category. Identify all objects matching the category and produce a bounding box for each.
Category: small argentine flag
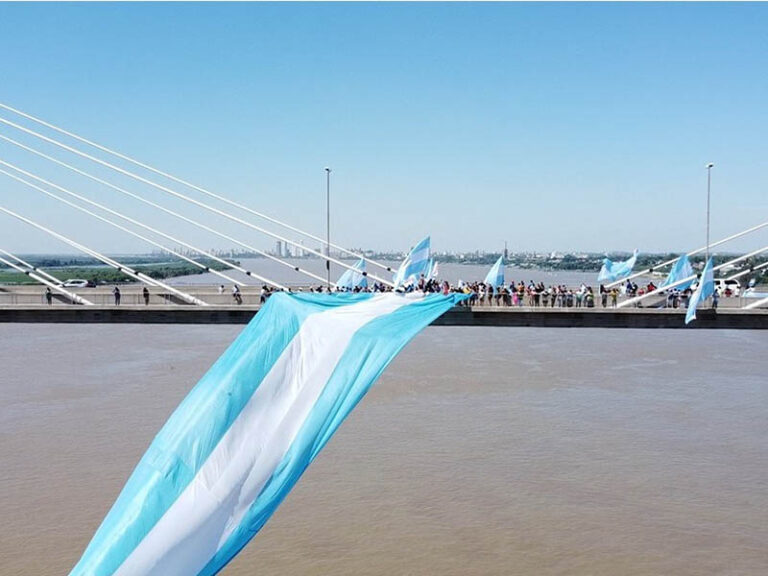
[483,256,505,288]
[661,254,694,290]
[336,258,368,290]
[598,249,638,283]
[393,236,431,288]
[69,291,466,576]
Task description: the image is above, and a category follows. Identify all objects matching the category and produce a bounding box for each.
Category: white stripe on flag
[114,294,414,575]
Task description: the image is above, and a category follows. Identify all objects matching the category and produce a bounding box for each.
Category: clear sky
[1,2,767,256]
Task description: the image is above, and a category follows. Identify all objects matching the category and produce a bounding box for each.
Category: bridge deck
[1,305,766,329]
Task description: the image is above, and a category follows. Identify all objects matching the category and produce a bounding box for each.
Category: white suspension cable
[605,220,768,288]
[617,245,768,308]
[0,133,332,288]
[725,261,768,282]
[744,295,768,310]
[0,159,288,290]
[0,166,287,292]
[0,115,393,286]
[0,251,94,305]
[0,247,66,286]
[0,205,208,306]
[0,101,393,273]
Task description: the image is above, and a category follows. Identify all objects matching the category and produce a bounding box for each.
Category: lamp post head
[706,163,714,169]
[325,167,331,173]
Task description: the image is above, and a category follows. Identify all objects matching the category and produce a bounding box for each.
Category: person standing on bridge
[143,286,150,306]
[113,285,121,306]
[45,287,53,305]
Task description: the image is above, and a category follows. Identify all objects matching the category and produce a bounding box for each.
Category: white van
[714,279,740,296]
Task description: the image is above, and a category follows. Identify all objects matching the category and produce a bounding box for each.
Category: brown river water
[1,325,767,575]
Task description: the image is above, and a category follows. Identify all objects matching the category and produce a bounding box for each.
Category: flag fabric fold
[483,256,505,288]
[70,291,466,576]
[336,258,368,290]
[686,257,715,325]
[660,254,694,290]
[393,236,431,288]
[598,250,638,282]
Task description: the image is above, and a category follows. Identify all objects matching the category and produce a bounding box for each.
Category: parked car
[61,279,93,288]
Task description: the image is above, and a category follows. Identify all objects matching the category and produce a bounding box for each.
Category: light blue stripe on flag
[661,254,694,290]
[483,256,504,288]
[686,257,715,324]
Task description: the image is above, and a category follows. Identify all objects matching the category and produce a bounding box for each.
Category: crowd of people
[251,276,651,308]
[91,274,736,308]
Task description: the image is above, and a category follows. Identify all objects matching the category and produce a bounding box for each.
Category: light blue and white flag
[428,259,439,279]
[393,236,431,288]
[336,258,368,290]
[660,254,694,290]
[686,257,715,325]
[598,250,638,283]
[483,256,505,288]
[69,292,467,576]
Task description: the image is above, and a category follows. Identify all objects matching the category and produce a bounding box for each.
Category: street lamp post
[325,167,331,289]
[706,162,714,261]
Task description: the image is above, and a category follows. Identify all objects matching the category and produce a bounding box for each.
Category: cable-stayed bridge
[1,103,767,327]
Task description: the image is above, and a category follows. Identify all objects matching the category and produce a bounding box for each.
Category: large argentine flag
[660,254,694,290]
[598,250,638,282]
[686,257,715,325]
[336,258,368,290]
[483,256,505,288]
[393,236,430,288]
[70,292,466,576]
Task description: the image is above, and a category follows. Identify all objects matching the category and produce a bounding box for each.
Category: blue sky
[1,2,767,255]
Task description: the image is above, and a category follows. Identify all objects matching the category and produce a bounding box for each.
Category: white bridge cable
[0,115,394,286]
[0,168,280,291]
[0,102,394,274]
[605,220,768,289]
[0,247,66,287]
[744,295,768,310]
[617,244,768,308]
[0,132,334,288]
[0,205,208,306]
[0,159,287,291]
[0,250,94,305]
[725,261,768,282]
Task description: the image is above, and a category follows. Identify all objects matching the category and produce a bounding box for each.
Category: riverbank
[0,258,239,285]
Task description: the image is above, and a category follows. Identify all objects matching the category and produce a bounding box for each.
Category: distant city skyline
[1,3,767,257]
